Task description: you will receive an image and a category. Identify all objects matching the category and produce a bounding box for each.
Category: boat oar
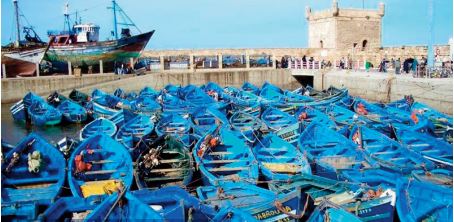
[102,187,127,222]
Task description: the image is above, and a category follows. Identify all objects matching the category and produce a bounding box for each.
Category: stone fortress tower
[306,0,385,50]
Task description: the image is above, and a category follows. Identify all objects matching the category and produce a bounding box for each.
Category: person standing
[412,57,419,76]
[394,58,401,74]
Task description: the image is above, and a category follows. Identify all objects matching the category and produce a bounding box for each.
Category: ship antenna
[108,0,141,40]
[13,0,21,47]
[112,0,118,40]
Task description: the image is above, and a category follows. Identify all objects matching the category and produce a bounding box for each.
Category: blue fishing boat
[395,128,452,168]
[10,92,44,122]
[69,89,90,106]
[113,88,127,99]
[155,113,194,147]
[294,86,350,109]
[254,133,311,181]
[130,96,161,120]
[161,94,195,116]
[46,91,68,107]
[212,206,260,222]
[339,168,401,188]
[80,117,117,141]
[57,100,88,123]
[269,174,396,222]
[261,107,298,132]
[27,100,62,126]
[412,169,453,188]
[261,81,284,94]
[115,115,154,158]
[39,195,106,221]
[191,107,229,136]
[90,89,123,118]
[230,111,263,143]
[294,106,337,129]
[90,99,122,119]
[353,98,432,133]
[230,90,262,117]
[197,182,304,221]
[184,87,227,110]
[323,104,392,136]
[2,134,66,205]
[108,109,136,127]
[202,82,233,104]
[396,178,452,222]
[388,96,453,143]
[350,125,435,174]
[125,91,138,100]
[284,90,314,104]
[308,201,362,222]
[298,122,377,180]
[85,190,163,221]
[135,135,194,190]
[275,122,304,146]
[242,82,260,95]
[193,126,259,185]
[259,85,285,105]
[180,84,199,98]
[139,86,159,99]
[162,84,181,96]
[132,186,217,221]
[68,134,133,198]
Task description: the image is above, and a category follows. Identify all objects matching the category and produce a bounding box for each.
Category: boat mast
[112,0,118,40]
[63,2,72,32]
[13,0,21,47]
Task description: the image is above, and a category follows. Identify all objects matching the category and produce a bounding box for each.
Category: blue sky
[1,0,452,49]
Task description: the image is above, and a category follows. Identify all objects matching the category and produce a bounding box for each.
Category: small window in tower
[362,40,368,50]
[320,40,323,49]
[353,43,358,48]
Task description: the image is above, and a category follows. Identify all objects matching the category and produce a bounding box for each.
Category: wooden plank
[203,159,247,164]
[209,167,248,172]
[147,168,191,173]
[84,169,117,175]
[208,151,233,155]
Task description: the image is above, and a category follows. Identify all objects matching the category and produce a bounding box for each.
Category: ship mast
[63,2,72,32]
[13,0,21,47]
[112,0,118,40]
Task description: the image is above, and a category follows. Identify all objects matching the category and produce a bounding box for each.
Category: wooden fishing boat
[230,90,262,118]
[275,122,304,146]
[296,86,350,109]
[107,109,136,127]
[259,84,285,105]
[353,98,432,133]
[162,84,181,97]
[230,111,264,143]
[201,82,233,105]
[308,201,362,222]
[135,135,193,190]
[339,168,401,188]
[69,89,90,106]
[90,98,122,119]
[27,100,62,126]
[396,178,452,222]
[197,182,304,221]
[115,115,154,159]
[10,92,43,122]
[2,133,66,219]
[412,169,452,188]
[261,107,298,132]
[241,82,260,95]
[254,133,311,181]
[350,125,435,174]
[57,100,88,123]
[294,106,337,129]
[155,113,194,147]
[139,86,159,99]
[84,191,163,221]
[269,174,396,222]
[184,87,227,110]
[68,133,133,198]
[298,122,377,180]
[212,207,260,222]
[80,118,117,141]
[191,107,229,136]
[395,128,452,168]
[161,94,195,116]
[193,126,259,185]
[38,195,107,221]
[132,186,217,221]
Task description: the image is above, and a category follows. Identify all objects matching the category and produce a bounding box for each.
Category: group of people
[114,62,133,75]
[278,55,322,69]
[377,57,427,75]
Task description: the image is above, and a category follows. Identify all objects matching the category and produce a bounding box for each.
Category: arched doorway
[362,40,368,50]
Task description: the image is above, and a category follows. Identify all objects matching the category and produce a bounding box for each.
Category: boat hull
[1,47,46,77]
[45,31,154,70]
